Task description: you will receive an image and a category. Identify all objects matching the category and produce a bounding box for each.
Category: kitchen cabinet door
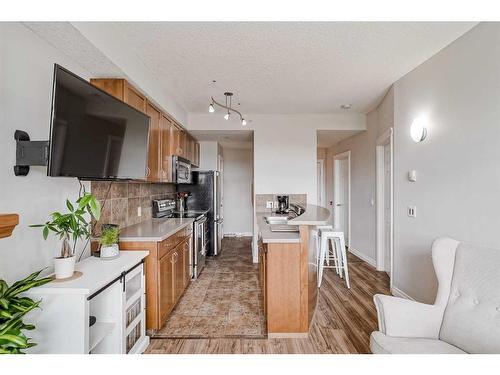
[194,142,200,167]
[158,251,175,326]
[182,237,192,288]
[160,114,173,182]
[258,240,267,315]
[169,123,181,156]
[123,82,147,113]
[178,126,186,159]
[145,101,161,182]
[173,247,184,301]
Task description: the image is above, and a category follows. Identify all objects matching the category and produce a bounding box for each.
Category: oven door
[193,217,207,278]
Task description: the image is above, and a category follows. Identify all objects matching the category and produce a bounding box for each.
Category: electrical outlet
[407,205,416,218]
[137,206,142,217]
[266,201,273,209]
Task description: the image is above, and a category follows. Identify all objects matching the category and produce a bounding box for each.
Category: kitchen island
[257,204,330,338]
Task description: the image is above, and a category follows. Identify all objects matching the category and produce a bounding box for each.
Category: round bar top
[287,204,331,226]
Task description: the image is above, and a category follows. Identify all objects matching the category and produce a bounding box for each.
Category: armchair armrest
[373,294,445,339]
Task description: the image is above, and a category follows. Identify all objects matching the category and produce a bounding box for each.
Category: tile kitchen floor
[154,237,266,338]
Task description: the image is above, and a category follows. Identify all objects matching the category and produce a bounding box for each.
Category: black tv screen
[48,65,150,180]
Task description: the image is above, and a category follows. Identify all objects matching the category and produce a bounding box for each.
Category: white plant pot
[54,256,76,279]
[100,244,119,259]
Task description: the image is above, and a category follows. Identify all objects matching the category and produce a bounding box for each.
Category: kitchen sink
[264,216,289,225]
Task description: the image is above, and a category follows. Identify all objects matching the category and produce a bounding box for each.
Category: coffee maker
[276,195,289,214]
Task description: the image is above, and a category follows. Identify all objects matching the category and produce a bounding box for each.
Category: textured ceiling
[23,22,124,77]
[109,22,476,114]
[317,130,362,148]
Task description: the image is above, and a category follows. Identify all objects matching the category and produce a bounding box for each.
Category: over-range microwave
[173,156,192,184]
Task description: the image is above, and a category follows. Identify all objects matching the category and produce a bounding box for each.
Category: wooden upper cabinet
[90,77,200,170]
[90,79,146,113]
[160,114,173,182]
[123,83,147,113]
[145,101,161,181]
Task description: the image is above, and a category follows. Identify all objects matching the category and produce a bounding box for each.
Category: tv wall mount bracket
[14,130,49,176]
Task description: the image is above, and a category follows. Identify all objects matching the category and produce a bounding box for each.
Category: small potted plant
[31,193,101,279]
[99,225,120,260]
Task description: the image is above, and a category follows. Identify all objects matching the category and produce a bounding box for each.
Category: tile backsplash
[91,181,176,236]
[255,194,307,212]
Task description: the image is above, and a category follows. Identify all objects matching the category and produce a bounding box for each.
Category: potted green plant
[31,193,101,279]
[0,269,52,354]
[100,225,120,259]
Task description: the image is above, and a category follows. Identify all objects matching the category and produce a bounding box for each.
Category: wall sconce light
[410,117,428,143]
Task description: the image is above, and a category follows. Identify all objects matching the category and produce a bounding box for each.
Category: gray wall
[0,23,92,283]
[324,88,394,265]
[393,22,500,303]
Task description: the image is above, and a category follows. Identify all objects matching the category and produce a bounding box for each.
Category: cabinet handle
[146,166,151,177]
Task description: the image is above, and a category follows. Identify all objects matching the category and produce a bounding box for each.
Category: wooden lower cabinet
[258,238,267,316]
[158,250,175,324]
[119,225,193,331]
[260,226,318,338]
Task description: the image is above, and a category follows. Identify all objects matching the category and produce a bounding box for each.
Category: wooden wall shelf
[0,214,19,239]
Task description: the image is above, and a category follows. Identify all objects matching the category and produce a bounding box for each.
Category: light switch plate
[137,206,142,217]
[266,201,273,209]
[407,206,416,218]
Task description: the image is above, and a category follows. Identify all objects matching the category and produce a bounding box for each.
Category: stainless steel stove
[152,198,207,279]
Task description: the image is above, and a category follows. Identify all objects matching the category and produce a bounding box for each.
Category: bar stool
[317,226,350,289]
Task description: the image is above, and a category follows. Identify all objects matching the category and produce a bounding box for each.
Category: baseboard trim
[391,286,414,300]
[348,247,376,267]
[224,232,253,237]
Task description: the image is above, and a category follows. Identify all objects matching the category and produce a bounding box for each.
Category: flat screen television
[48,64,150,180]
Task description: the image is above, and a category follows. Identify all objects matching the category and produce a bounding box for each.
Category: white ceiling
[190,130,254,149]
[109,22,476,114]
[317,130,362,148]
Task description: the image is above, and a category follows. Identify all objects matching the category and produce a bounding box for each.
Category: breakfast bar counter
[257,204,331,338]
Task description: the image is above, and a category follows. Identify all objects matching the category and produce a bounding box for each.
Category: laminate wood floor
[146,238,390,354]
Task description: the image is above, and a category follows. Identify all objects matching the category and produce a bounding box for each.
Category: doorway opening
[317,159,326,207]
[333,150,351,247]
[376,127,394,288]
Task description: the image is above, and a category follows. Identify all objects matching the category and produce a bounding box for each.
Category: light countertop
[257,204,331,244]
[25,251,149,296]
[118,217,195,242]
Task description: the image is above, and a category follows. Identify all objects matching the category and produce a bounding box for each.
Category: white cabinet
[25,251,149,354]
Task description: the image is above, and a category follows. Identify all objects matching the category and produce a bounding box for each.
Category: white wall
[222,147,254,235]
[324,88,394,265]
[198,141,219,170]
[71,22,188,126]
[393,23,500,303]
[189,113,366,205]
[0,23,92,283]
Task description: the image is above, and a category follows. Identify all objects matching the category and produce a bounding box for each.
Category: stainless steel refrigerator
[177,170,223,256]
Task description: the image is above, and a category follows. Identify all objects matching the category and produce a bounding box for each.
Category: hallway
[153,237,266,338]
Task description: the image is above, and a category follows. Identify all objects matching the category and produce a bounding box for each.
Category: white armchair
[370,237,500,354]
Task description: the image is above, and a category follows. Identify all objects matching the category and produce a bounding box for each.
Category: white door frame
[333,150,351,247]
[376,127,394,288]
[317,159,326,207]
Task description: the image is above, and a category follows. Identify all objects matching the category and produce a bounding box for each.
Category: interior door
[334,155,350,245]
[383,142,392,276]
[317,160,325,207]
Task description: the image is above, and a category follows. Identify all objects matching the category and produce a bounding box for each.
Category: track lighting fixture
[208,92,247,126]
